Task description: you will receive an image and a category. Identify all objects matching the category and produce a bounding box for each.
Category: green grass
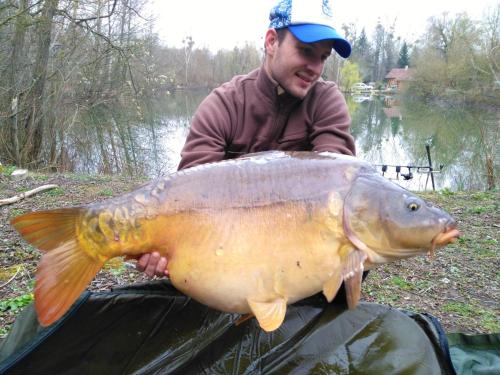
[45,187,65,196]
[70,174,93,182]
[438,188,455,197]
[470,192,492,201]
[0,165,16,176]
[442,301,477,317]
[473,246,498,257]
[0,293,34,313]
[391,276,413,290]
[103,258,126,275]
[70,174,113,183]
[413,280,433,290]
[33,174,50,182]
[442,301,500,332]
[99,188,114,197]
[481,311,500,332]
[9,208,25,218]
[467,206,487,214]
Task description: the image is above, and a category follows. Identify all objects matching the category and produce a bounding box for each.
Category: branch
[0,184,58,206]
[0,266,22,289]
[0,0,43,28]
[122,2,148,21]
[56,1,141,96]
[74,21,139,95]
[57,0,118,26]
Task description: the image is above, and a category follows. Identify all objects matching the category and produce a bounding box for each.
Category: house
[385,66,415,92]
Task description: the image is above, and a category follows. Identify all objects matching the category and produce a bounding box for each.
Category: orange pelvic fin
[247,297,287,332]
[322,270,343,302]
[11,209,105,326]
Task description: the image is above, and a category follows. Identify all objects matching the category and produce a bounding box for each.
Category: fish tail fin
[35,239,104,326]
[11,209,106,326]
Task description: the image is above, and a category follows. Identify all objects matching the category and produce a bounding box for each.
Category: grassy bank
[0,172,498,338]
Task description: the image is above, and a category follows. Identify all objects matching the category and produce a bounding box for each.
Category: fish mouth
[429,225,461,258]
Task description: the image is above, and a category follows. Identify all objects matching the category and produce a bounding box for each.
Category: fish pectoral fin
[322,271,343,302]
[343,248,367,310]
[247,297,287,332]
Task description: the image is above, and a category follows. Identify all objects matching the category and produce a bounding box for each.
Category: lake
[70,90,498,191]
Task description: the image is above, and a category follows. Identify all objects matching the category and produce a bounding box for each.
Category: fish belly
[165,203,343,313]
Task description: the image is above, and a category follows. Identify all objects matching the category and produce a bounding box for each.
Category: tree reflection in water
[66,91,497,192]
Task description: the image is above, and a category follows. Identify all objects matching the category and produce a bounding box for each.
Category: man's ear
[264,29,279,56]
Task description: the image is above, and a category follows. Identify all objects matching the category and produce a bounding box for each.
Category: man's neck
[262,64,288,97]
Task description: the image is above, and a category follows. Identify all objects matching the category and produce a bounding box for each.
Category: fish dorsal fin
[322,270,343,302]
[247,297,287,332]
[343,248,367,309]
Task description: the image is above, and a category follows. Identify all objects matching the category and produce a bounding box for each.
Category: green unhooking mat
[0,281,495,374]
[447,333,500,375]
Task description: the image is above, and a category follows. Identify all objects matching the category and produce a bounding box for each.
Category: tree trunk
[486,155,495,190]
[0,0,29,165]
[107,127,120,173]
[19,0,59,167]
[96,119,111,174]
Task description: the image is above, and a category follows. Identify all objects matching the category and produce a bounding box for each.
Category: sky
[149,0,498,51]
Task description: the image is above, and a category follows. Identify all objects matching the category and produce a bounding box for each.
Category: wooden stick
[0,266,22,289]
[0,184,59,206]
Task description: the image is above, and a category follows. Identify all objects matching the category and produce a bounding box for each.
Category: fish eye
[407,202,420,212]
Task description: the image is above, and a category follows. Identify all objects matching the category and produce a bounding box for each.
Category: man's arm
[178,90,235,170]
[137,91,233,277]
[309,84,356,156]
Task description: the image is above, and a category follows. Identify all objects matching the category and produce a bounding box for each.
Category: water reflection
[68,90,207,177]
[70,90,497,191]
[346,94,498,191]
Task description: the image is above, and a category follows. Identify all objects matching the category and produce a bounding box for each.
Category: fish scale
[158,152,359,211]
[10,151,460,331]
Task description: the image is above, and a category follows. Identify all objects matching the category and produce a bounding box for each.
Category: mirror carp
[11,151,460,331]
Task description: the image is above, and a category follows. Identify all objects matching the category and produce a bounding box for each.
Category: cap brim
[288,24,351,58]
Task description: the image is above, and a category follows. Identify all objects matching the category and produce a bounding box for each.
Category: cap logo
[269,0,292,29]
[268,0,352,58]
[322,0,333,17]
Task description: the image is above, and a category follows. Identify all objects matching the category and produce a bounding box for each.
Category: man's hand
[136,252,169,278]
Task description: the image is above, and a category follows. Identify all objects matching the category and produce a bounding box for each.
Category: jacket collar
[255,67,302,106]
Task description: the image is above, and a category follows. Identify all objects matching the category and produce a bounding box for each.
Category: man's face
[264,29,334,99]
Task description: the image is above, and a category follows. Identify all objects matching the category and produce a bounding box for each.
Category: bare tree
[182,35,194,86]
[0,0,30,165]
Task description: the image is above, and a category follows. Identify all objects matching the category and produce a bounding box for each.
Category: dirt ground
[0,172,498,338]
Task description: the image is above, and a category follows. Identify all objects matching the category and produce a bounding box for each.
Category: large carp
[11,151,459,332]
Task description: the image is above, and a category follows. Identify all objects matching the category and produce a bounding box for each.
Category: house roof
[385,68,415,80]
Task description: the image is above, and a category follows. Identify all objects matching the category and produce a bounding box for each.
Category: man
[138,0,355,277]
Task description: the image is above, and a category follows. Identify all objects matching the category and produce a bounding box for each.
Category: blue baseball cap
[269,0,351,58]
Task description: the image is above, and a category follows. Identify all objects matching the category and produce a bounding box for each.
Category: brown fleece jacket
[178,67,355,170]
